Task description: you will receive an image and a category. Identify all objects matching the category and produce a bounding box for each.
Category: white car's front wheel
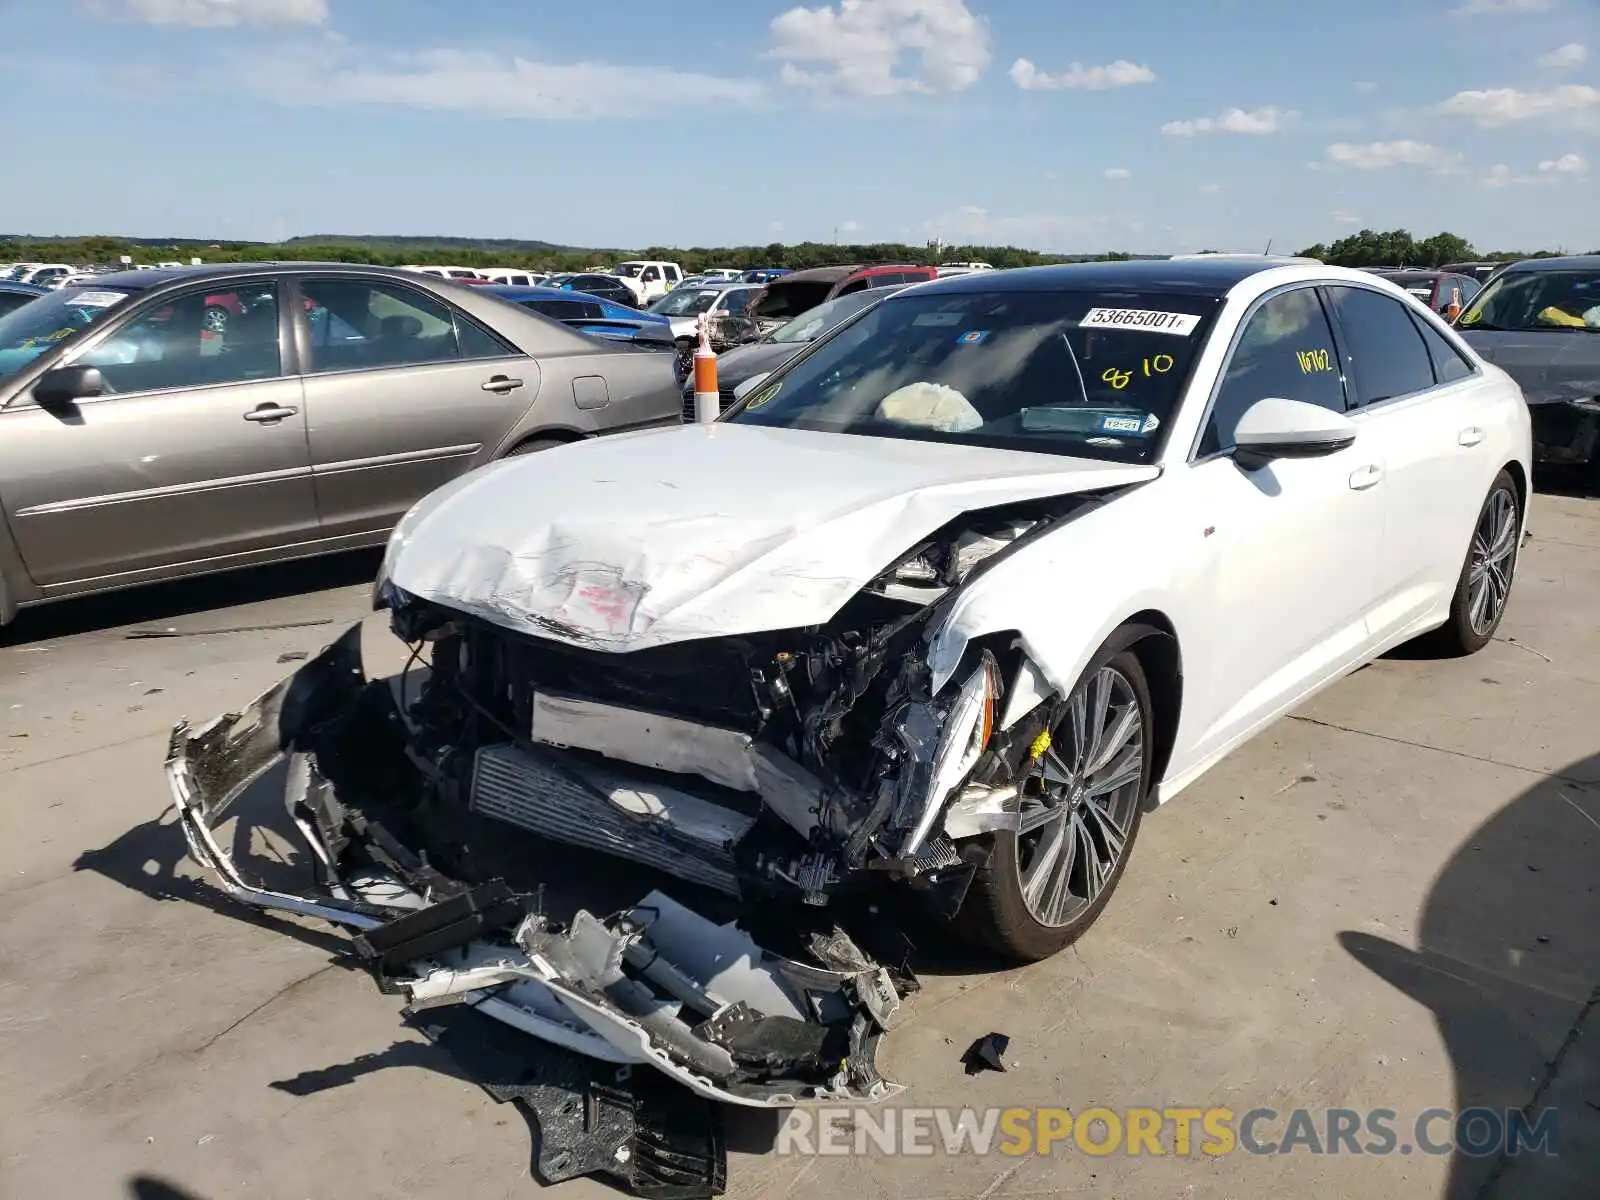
[956,639,1154,962]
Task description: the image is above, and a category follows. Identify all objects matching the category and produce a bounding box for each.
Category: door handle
[1348,463,1384,490]
[481,375,524,394]
[243,404,298,423]
[1458,426,1485,447]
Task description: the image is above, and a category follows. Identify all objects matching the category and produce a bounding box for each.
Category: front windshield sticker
[1080,307,1201,336]
[956,330,990,344]
[70,290,128,308]
[1101,414,1143,433]
[912,312,963,326]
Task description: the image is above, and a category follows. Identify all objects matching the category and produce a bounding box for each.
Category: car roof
[0,280,49,294]
[1491,254,1600,273]
[485,284,608,302]
[773,265,862,283]
[909,257,1300,297]
[78,261,450,291]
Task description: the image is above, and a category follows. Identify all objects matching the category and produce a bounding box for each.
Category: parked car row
[0,248,1592,638]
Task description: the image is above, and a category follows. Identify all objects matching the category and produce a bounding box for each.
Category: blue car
[740,268,793,284]
[485,285,688,386]
[0,280,49,320]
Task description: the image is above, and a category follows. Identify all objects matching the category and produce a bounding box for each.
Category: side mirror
[732,372,771,402]
[1232,397,1356,470]
[33,364,105,410]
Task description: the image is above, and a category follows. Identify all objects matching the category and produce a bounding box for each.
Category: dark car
[1363,269,1481,317]
[0,281,48,319]
[747,263,937,332]
[0,262,682,624]
[679,285,906,420]
[543,273,640,309]
[1454,254,1600,483]
[1441,261,1510,285]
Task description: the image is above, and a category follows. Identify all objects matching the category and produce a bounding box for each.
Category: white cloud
[769,0,990,96]
[1160,106,1296,136]
[1451,0,1555,13]
[1481,163,1520,186]
[1353,80,1378,94]
[1321,139,1459,170]
[1538,151,1587,173]
[768,221,787,232]
[1333,209,1361,225]
[88,0,327,25]
[1537,42,1588,69]
[1103,166,1132,179]
[235,46,765,119]
[838,219,862,231]
[1009,57,1155,91]
[1433,83,1600,126]
[1199,182,1223,195]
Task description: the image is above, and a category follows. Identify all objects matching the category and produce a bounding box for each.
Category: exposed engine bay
[386,492,1087,914]
[164,488,1116,1196]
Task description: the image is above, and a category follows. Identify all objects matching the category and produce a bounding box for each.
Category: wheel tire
[955,639,1155,963]
[1422,469,1522,657]
[506,437,570,458]
[203,305,229,335]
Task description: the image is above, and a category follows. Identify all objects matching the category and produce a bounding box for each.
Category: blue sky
[1,0,1594,253]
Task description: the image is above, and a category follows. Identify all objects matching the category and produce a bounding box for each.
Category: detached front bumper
[164,624,907,1115]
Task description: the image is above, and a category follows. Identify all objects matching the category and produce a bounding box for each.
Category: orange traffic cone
[693,314,719,423]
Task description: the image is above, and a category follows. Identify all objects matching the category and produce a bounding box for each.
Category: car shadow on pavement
[1340,752,1599,1199]
[0,549,382,647]
[126,1176,211,1200]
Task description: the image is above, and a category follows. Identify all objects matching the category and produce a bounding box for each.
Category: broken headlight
[886,651,1001,859]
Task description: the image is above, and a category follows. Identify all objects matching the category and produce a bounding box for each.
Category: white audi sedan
[171,259,1532,1057]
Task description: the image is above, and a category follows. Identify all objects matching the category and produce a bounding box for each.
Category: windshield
[729,289,1220,463]
[1458,268,1600,332]
[651,288,723,316]
[0,286,135,379]
[769,289,892,343]
[614,264,644,278]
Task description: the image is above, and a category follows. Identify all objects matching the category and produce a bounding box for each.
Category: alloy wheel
[1467,487,1518,637]
[1014,665,1146,927]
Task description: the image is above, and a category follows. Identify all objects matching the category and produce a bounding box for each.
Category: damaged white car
[167,259,1530,1184]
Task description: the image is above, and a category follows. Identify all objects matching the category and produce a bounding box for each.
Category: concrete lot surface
[0,498,1595,1200]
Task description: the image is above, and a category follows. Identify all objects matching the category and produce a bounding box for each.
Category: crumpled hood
[1461,330,1600,406]
[386,423,1158,651]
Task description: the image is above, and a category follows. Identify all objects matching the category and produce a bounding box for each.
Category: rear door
[1324,283,1497,638]
[292,275,534,538]
[0,277,317,586]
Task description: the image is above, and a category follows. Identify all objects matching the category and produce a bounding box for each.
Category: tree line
[1,230,1582,274]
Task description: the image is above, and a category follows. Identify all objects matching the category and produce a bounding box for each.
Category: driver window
[72,282,282,394]
[1200,288,1345,456]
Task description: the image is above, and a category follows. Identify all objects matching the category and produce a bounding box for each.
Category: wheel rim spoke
[1084,702,1138,776]
[1017,798,1060,836]
[1087,745,1143,798]
[1021,812,1067,908]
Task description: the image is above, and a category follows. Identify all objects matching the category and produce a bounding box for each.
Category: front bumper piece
[164,626,906,1197]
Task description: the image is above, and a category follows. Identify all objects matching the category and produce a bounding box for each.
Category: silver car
[0,262,682,624]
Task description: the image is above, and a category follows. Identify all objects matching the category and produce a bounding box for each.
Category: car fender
[926,477,1209,769]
